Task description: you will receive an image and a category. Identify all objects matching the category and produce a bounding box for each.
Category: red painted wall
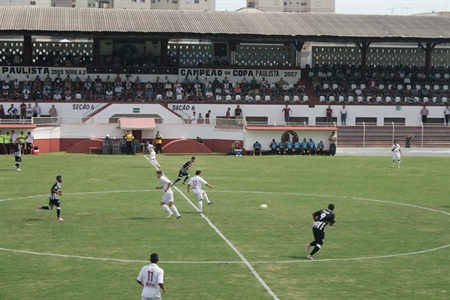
[162,140,212,154]
[34,138,61,153]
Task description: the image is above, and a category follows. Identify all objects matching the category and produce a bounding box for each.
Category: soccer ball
[259,204,268,210]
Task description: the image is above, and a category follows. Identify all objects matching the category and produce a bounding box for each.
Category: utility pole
[388,7,396,15]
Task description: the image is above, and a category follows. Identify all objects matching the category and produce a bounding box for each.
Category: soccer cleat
[176,216,181,219]
[57,217,64,221]
[398,166,401,168]
[305,243,311,254]
[182,182,186,185]
[198,211,203,214]
[166,213,174,219]
[36,206,41,212]
[208,202,213,205]
[307,255,314,260]
[16,168,21,172]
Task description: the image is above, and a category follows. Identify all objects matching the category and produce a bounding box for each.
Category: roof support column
[356,42,371,79]
[294,41,305,67]
[418,42,437,80]
[229,41,239,65]
[93,37,100,66]
[160,39,169,67]
[23,35,32,66]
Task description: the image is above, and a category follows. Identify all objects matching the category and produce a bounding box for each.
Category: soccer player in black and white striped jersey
[36,175,64,221]
[13,140,22,171]
[172,157,195,186]
[305,204,336,260]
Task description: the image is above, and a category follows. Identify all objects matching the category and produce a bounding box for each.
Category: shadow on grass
[286,255,307,260]
[24,218,41,222]
[127,217,163,220]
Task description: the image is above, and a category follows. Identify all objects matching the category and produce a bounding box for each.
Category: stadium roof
[0,6,449,43]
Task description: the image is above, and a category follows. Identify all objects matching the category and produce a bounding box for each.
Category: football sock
[183,176,189,183]
[310,245,321,256]
[198,200,203,213]
[40,206,51,210]
[170,205,180,217]
[173,178,181,185]
[392,160,395,166]
[161,204,171,214]
[203,193,211,204]
[398,160,401,167]
[310,241,317,247]
[15,162,20,168]
[56,207,61,218]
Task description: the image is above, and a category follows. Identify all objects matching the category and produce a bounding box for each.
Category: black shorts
[178,171,189,178]
[15,156,21,163]
[49,198,61,207]
[312,227,325,246]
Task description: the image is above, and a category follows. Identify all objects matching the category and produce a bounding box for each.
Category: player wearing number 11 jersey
[137,253,165,300]
[305,204,336,260]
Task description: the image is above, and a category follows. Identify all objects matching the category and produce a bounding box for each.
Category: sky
[216,0,450,14]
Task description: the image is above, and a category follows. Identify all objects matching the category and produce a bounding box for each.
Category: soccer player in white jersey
[147,142,160,169]
[187,170,213,213]
[155,171,181,219]
[391,140,402,168]
[137,253,166,300]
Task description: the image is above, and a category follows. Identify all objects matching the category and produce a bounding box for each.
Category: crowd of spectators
[310,64,449,104]
[0,73,308,103]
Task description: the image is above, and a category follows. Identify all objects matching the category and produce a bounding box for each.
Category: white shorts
[393,154,401,160]
[142,297,161,300]
[193,191,205,200]
[149,158,159,166]
[161,193,174,203]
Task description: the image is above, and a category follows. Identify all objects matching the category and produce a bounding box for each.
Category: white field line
[144,156,280,300]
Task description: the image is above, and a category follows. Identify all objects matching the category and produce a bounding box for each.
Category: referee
[305,204,336,260]
[125,131,134,155]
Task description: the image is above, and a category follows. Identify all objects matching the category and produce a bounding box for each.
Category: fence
[337,123,450,148]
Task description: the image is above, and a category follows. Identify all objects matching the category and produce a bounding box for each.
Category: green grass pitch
[0,153,449,300]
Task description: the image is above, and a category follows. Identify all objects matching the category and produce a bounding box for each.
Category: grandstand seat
[357,96,363,103]
[435,73,441,79]
[235,95,242,101]
[215,95,222,101]
[423,97,429,103]
[406,85,412,90]
[323,83,329,89]
[308,71,314,77]
[338,96,345,102]
[444,74,449,79]
[360,84,366,89]
[414,97,420,103]
[284,95,290,102]
[379,84,385,90]
[415,85,421,90]
[443,85,448,91]
[395,96,401,103]
[289,84,295,90]
[424,85,431,90]
[376,96,382,103]
[225,95,232,101]
[329,96,335,102]
[327,72,333,77]
[318,72,326,78]
[265,95,271,102]
[319,96,325,102]
[347,96,354,102]
[433,85,440,91]
[397,84,403,90]
[442,97,448,103]
[351,84,357,90]
[293,95,300,102]
[75,92,82,100]
[255,95,262,102]
[156,94,163,101]
[270,84,276,89]
[302,95,309,102]
[385,96,391,103]
[432,97,437,103]
[332,84,338,89]
[176,94,183,101]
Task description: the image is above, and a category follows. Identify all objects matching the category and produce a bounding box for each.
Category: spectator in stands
[326,106,333,123]
[204,110,211,124]
[12,90,19,101]
[114,74,122,84]
[328,132,338,156]
[0,104,5,119]
[20,102,26,121]
[340,105,347,125]
[53,91,62,101]
[250,77,258,89]
[444,105,450,126]
[189,112,197,124]
[85,87,92,101]
[212,77,220,88]
[317,140,324,155]
[282,104,292,124]
[420,105,429,124]
[196,136,204,144]
[8,104,18,119]
[260,77,269,88]
[241,77,249,89]
[235,105,242,119]
[64,75,72,89]
[54,74,62,88]
[165,89,173,102]
[405,133,414,148]
[49,105,57,123]
[26,104,33,119]
[308,138,316,155]
[355,87,363,97]
[197,113,204,124]
[2,89,8,101]
[226,108,231,119]
[296,78,305,89]
[205,89,213,101]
